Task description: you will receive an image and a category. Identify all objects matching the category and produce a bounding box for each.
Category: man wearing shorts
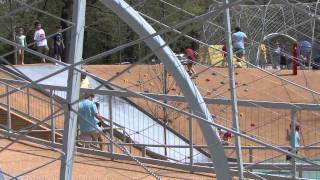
[78,94,105,150]
[232,27,247,68]
[33,21,49,63]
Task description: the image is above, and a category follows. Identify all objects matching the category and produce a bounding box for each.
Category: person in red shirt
[222,44,227,67]
[184,46,197,76]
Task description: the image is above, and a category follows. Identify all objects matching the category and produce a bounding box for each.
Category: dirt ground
[1,64,319,164]
[0,137,214,179]
[85,65,320,162]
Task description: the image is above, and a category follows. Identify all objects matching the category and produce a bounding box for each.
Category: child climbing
[218,128,232,145]
[184,43,197,76]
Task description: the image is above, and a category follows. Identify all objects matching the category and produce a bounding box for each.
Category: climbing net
[203,1,320,66]
[0,0,320,179]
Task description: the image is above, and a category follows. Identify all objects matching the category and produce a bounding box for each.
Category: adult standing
[78,94,105,150]
[232,27,247,68]
[33,21,49,63]
[312,39,320,69]
[299,40,312,68]
[280,45,287,69]
[273,43,281,69]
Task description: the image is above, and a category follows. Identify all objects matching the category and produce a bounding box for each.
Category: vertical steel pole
[27,87,30,117]
[163,67,168,156]
[188,108,193,167]
[142,146,146,157]
[161,1,168,157]
[6,85,11,132]
[223,0,244,179]
[291,109,297,179]
[60,0,86,179]
[292,43,298,75]
[249,148,253,163]
[50,90,55,143]
[109,95,113,153]
[100,1,236,178]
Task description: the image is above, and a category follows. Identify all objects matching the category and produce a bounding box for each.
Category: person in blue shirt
[78,94,104,150]
[286,124,301,161]
[232,27,247,68]
[298,40,312,68]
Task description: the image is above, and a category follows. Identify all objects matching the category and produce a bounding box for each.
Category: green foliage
[0,0,213,64]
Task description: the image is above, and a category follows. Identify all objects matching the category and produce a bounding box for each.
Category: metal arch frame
[262,33,298,42]
[98,0,244,179]
[0,0,316,179]
[256,32,298,60]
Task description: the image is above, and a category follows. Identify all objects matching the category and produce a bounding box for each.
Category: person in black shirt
[53,25,65,65]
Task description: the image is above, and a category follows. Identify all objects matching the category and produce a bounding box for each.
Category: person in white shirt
[33,21,49,63]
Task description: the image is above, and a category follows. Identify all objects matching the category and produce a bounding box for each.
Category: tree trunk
[61,0,73,63]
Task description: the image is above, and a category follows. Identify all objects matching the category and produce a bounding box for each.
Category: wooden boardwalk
[0,138,214,179]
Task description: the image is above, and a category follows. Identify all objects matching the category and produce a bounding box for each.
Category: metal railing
[0,81,62,143]
[1,77,320,179]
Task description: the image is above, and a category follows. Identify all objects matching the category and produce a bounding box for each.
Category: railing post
[6,85,11,134]
[142,145,146,157]
[123,128,126,143]
[27,87,30,117]
[249,148,253,163]
[291,109,297,179]
[188,108,194,167]
[109,95,113,154]
[50,90,55,143]
[298,166,303,178]
[224,0,244,178]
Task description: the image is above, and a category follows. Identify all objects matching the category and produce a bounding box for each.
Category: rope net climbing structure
[0,0,319,179]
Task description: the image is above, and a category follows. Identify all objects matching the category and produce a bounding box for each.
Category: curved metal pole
[310,0,320,69]
[99,0,231,179]
[263,33,297,42]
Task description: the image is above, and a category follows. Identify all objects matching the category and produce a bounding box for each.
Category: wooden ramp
[0,138,214,179]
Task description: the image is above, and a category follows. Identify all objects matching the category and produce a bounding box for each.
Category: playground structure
[203,1,320,69]
[0,0,320,180]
